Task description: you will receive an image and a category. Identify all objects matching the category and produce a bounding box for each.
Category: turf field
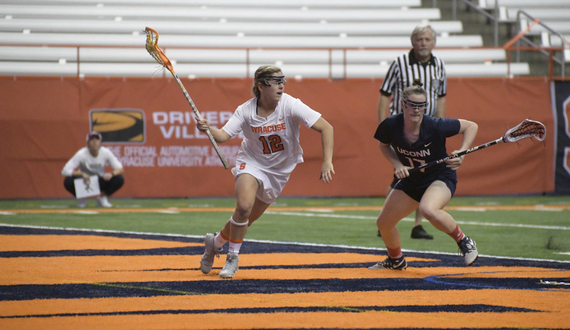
[1,196,569,330]
[1,195,569,261]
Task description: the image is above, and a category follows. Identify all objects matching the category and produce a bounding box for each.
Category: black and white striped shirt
[380,50,447,117]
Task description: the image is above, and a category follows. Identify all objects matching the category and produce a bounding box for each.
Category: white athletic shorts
[231,163,291,204]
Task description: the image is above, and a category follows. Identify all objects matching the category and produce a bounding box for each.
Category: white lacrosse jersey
[222,93,321,174]
[61,146,123,177]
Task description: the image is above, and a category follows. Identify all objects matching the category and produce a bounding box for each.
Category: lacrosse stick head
[503,119,546,142]
[145,27,174,72]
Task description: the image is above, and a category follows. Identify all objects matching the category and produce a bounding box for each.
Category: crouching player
[370,83,479,270]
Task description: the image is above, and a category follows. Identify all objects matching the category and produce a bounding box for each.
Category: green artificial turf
[1,196,569,261]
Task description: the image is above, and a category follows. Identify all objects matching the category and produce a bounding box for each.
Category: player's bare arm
[310,117,335,183]
[379,142,409,179]
[196,117,231,143]
[446,119,478,170]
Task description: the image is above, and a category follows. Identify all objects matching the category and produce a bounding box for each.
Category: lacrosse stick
[409,119,546,172]
[145,27,229,169]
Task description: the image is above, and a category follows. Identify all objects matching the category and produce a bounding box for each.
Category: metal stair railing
[509,10,568,78]
[432,0,569,79]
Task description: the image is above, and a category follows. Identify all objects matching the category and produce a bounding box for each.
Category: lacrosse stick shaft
[144,27,229,169]
[170,74,230,169]
[408,138,504,172]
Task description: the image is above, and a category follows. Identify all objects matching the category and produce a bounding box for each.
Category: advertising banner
[0,77,555,199]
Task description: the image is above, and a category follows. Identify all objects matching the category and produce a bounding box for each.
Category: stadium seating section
[1,0,566,78]
[478,0,570,48]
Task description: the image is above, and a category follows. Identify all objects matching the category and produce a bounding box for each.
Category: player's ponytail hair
[402,79,427,100]
[252,65,282,98]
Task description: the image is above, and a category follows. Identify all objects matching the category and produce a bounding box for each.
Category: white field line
[265,211,570,231]
[74,210,99,215]
[157,210,180,214]
[0,222,569,264]
[40,205,69,209]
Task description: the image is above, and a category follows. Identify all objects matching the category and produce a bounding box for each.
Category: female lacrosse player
[370,83,479,270]
[196,65,335,278]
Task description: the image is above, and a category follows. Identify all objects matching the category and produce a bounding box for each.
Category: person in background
[62,131,124,208]
[197,65,335,279]
[376,24,447,240]
[370,83,478,270]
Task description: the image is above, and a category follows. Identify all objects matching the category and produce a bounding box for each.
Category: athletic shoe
[200,233,222,274]
[96,195,112,208]
[411,225,433,239]
[219,252,239,279]
[368,255,407,270]
[77,198,86,208]
[458,236,478,266]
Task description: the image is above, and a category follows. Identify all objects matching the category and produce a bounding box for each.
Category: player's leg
[381,181,432,240]
[214,164,285,278]
[370,189,418,270]
[211,198,272,276]
[216,173,261,243]
[419,180,478,265]
[417,180,455,232]
[218,173,260,278]
[377,189,418,245]
[201,173,258,275]
[217,184,271,236]
[228,173,259,238]
[248,197,271,225]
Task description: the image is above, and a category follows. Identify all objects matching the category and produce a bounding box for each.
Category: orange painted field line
[3,204,570,214]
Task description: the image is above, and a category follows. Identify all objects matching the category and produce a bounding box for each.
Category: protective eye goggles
[263,76,287,86]
[402,98,427,110]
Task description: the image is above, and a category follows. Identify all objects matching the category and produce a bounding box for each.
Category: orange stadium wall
[0,76,555,199]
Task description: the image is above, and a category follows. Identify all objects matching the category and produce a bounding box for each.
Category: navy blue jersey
[374,113,461,189]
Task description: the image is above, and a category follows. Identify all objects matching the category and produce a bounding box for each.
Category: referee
[376,24,447,240]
